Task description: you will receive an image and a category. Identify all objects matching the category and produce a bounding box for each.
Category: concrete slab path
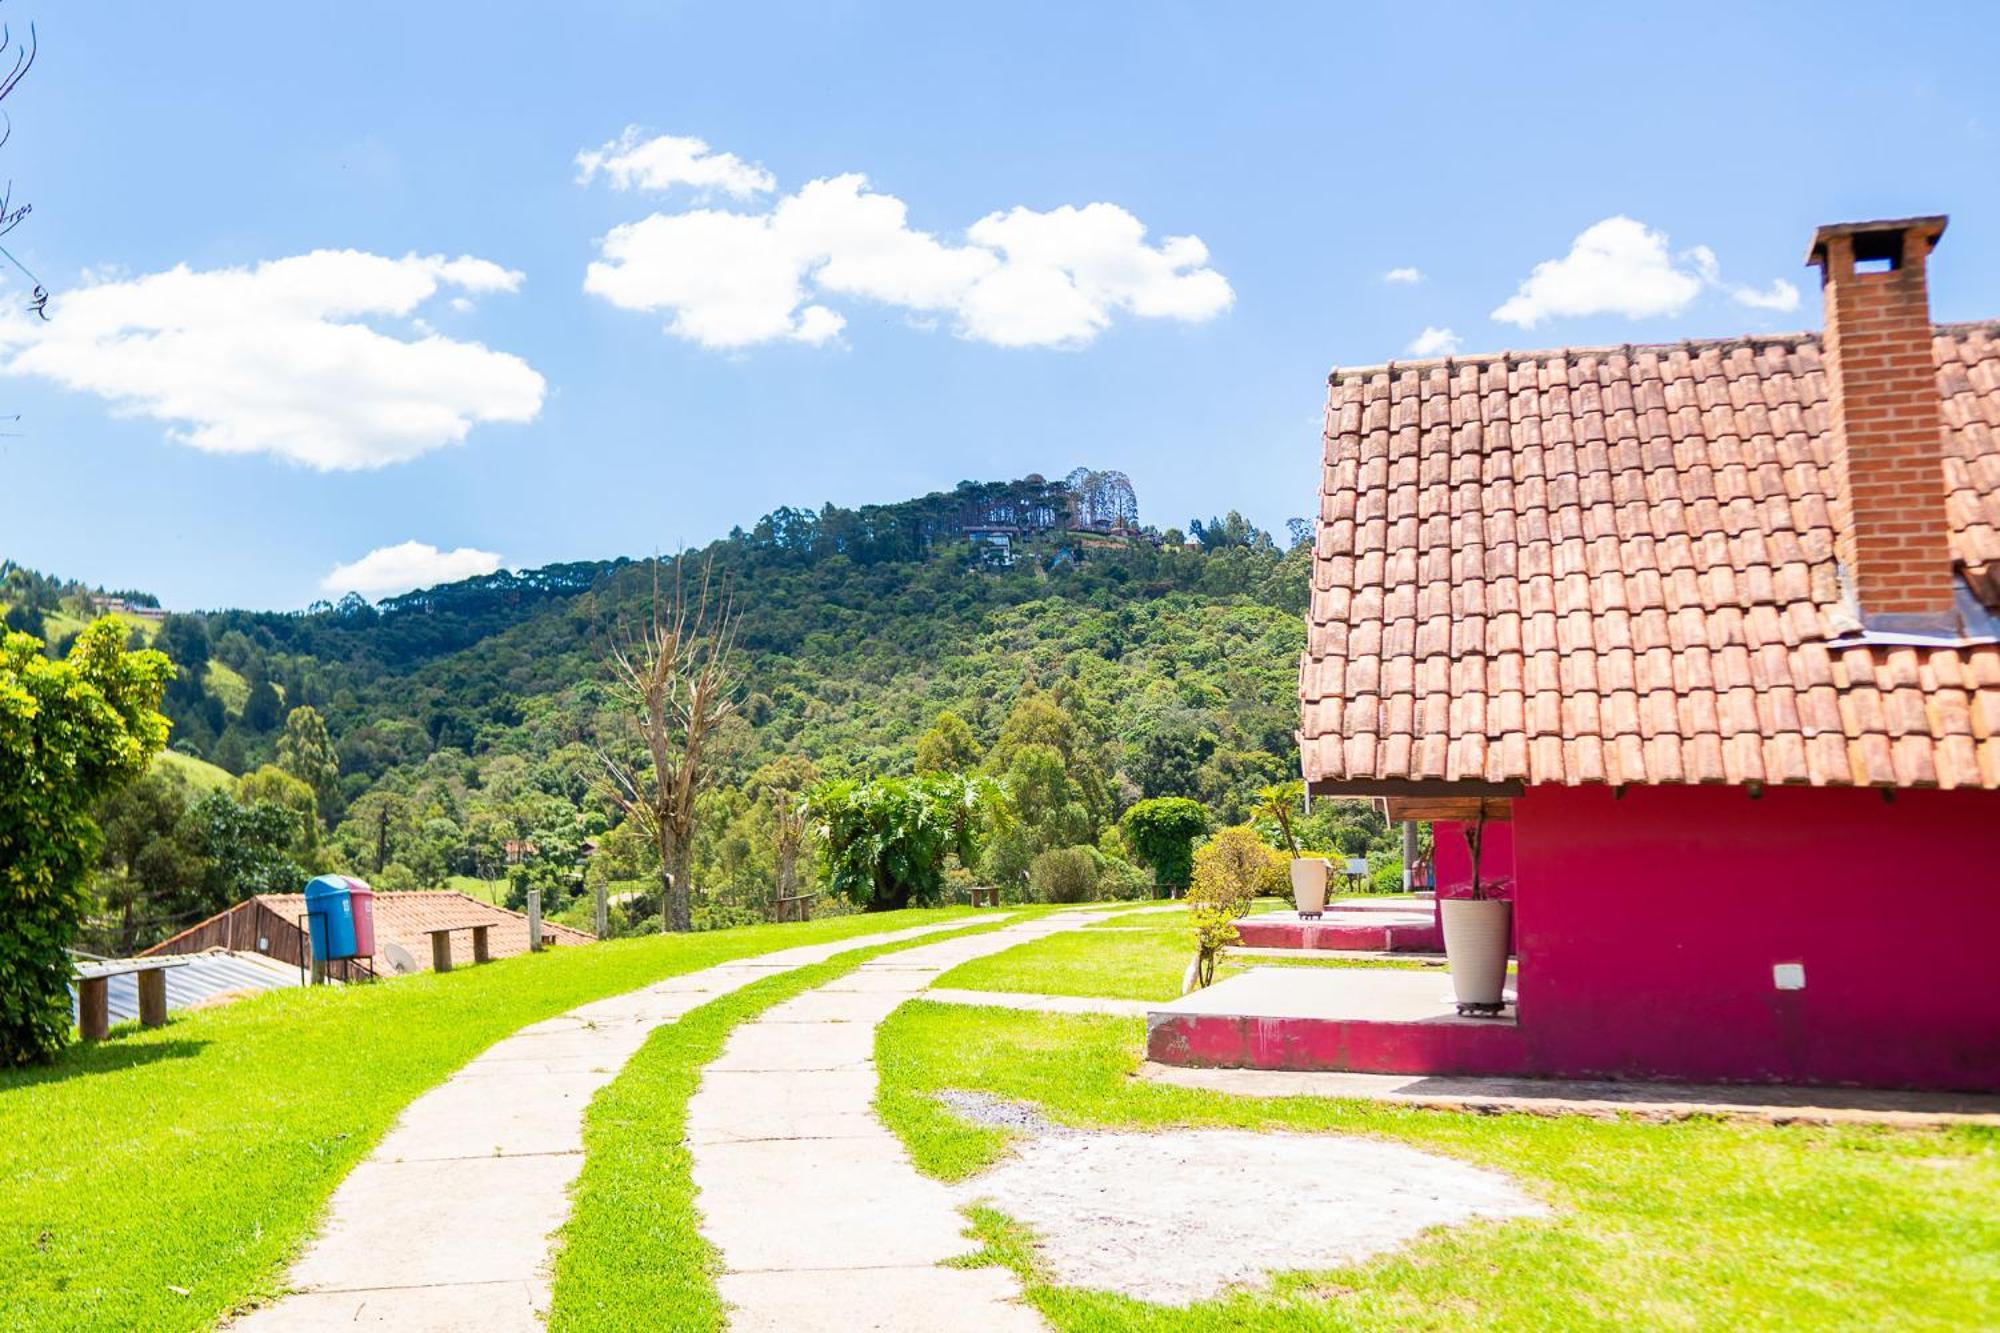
[229,915,1002,1332]
[1140,1062,2000,1128]
[687,912,1106,1332]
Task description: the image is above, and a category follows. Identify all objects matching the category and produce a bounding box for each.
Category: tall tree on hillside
[751,755,817,913]
[277,705,340,820]
[598,558,739,933]
[914,709,981,775]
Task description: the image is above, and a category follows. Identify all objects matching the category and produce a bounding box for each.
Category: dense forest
[6,471,1395,947]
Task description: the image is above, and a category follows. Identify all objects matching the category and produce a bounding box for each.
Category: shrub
[807,773,1010,911]
[1029,846,1098,903]
[1,621,173,1064]
[1094,853,1154,900]
[1119,797,1209,895]
[1183,824,1280,990]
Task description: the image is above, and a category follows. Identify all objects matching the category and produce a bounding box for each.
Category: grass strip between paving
[877,1001,2000,1331]
[546,916,1015,1331]
[0,906,980,1332]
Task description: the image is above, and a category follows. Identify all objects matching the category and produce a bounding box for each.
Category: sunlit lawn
[877,1002,2000,1331]
[0,907,976,1332]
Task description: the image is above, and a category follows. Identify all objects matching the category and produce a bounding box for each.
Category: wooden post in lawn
[78,976,110,1041]
[594,881,608,938]
[527,890,543,953]
[472,924,490,964]
[137,968,168,1028]
[430,929,453,974]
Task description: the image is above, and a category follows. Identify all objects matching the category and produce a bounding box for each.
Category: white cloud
[321,541,503,599]
[1383,266,1424,284]
[575,127,774,198]
[1405,326,1463,357]
[580,137,1232,350]
[1492,216,1799,328]
[0,250,545,470]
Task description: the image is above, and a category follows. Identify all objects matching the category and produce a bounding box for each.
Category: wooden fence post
[78,976,110,1041]
[137,969,168,1028]
[527,890,543,953]
[430,929,453,974]
[472,924,490,964]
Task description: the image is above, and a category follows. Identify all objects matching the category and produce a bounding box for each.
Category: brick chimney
[1807,215,1955,632]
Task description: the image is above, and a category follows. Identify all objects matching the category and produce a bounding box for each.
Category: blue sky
[4,2,1997,610]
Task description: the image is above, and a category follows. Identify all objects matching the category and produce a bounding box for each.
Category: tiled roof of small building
[1299,321,2000,791]
[254,890,596,966]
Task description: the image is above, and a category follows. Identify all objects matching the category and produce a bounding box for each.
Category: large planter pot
[1440,897,1512,1014]
[1289,857,1329,918]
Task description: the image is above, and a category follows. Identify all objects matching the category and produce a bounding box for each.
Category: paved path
[687,912,1106,1331]
[230,916,1000,1332]
[1140,1062,2000,1128]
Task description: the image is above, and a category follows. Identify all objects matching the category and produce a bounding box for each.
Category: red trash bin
[345,876,376,959]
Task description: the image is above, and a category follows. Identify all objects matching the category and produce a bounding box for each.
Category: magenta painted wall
[1432,821,1516,900]
[1510,784,2000,1091]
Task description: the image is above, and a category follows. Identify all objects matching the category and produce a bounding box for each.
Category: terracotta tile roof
[1300,321,2000,791]
[253,890,596,972]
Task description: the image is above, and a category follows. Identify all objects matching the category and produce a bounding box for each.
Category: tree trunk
[664,832,693,932]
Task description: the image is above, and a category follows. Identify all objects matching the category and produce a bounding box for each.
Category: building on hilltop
[1279,214,1999,1092]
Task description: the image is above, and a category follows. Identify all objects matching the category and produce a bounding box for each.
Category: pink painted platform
[1233,896,1442,953]
[1147,967,1523,1076]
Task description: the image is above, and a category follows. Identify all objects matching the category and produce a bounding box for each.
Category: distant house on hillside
[1288,214,2000,1092]
[88,594,169,622]
[143,890,594,981]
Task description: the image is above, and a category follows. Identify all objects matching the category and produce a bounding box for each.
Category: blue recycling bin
[304,874,361,962]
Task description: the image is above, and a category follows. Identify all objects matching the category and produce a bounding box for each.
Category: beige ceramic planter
[1441,898,1512,1012]
[1289,857,1329,918]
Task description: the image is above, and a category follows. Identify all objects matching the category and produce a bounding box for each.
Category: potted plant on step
[1440,808,1510,1016]
[1259,781,1328,919]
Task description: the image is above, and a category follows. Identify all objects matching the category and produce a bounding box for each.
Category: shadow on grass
[0,1035,211,1090]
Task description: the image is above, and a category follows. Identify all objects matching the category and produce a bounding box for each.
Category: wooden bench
[968,885,1001,908]
[773,893,816,923]
[424,924,496,974]
[73,956,192,1041]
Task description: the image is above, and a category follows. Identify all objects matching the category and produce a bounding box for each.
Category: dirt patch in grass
[943,1094,1547,1304]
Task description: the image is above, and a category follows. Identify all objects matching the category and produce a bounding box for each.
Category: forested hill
[11,471,1319,938]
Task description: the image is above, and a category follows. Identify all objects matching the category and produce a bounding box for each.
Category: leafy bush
[0,621,172,1064]
[807,773,1009,912]
[1119,797,1209,895]
[1029,846,1099,903]
[1094,853,1154,900]
[1183,824,1280,989]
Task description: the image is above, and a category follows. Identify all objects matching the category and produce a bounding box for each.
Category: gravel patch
[936,1089,1067,1136]
[947,1112,1548,1304]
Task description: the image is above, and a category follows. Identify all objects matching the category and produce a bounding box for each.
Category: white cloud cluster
[575,127,775,199]
[580,134,1232,350]
[322,540,503,599]
[0,250,545,469]
[1405,326,1463,357]
[1492,216,1799,328]
[1383,266,1424,284]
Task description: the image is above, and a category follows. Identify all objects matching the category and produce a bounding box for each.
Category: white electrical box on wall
[1772,962,1806,991]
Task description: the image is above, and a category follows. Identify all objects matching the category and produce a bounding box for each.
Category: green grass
[0,907,977,1332]
[154,748,237,794]
[937,914,1436,1002]
[443,873,506,904]
[546,917,1009,1330]
[876,1002,2000,1330]
[203,659,250,715]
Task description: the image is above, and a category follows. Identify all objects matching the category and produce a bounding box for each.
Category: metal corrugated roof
[72,950,303,1025]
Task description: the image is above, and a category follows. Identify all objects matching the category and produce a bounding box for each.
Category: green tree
[278,706,341,820]
[750,756,819,907]
[93,768,203,954]
[183,790,307,909]
[238,764,323,867]
[914,710,981,775]
[807,775,1005,912]
[1119,797,1209,896]
[0,621,173,1063]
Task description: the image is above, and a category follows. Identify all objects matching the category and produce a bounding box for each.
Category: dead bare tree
[597,556,739,933]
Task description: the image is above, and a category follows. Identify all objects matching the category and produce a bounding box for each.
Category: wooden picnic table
[73,956,193,1041]
[423,923,496,973]
[968,885,1001,908]
[774,893,816,923]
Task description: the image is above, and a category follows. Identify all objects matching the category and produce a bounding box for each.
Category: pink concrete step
[1234,907,1442,953]
[1145,967,1525,1078]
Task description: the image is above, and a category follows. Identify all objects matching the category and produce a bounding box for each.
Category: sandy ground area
[944,1092,1547,1305]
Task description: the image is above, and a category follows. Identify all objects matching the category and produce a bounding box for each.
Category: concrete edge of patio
[1137,1062,2000,1128]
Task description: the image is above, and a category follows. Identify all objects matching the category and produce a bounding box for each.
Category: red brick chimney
[1807,215,1955,632]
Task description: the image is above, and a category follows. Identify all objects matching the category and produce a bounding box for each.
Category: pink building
[1289,215,2000,1092]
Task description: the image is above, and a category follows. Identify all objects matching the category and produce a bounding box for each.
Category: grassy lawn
[546,917,1009,1330]
[938,913,1437,1003]
[0,906,976,1332]
[876,1002,2000,1330]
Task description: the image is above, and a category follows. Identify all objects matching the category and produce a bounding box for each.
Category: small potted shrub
[1259,781,1328,919]
[1440,810,1510,1015]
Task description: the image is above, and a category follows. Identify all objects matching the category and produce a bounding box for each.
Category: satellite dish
[383,942,418,976]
